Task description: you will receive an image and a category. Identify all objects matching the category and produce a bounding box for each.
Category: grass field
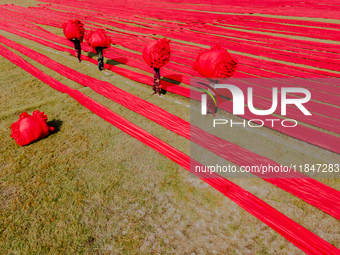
[1,0,340,254]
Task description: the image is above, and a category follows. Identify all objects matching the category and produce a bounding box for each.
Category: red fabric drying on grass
[62,19,85,42]
[194,44,237,78]
[3,35,340,225]
[2,22,340,156]
[4,8,340,111]
[25,3,340,75]
[4,6,338,104]
[2,8,340,148]
[32,3,340,59]
[7,5,340,99]
[1,44,340,255]
[5,4,340,82]
[3,14,340,120]
[4,17,337,129]
[142,38,171,68]
[8,2,340,65]
[3,3,340,251]
[34,0,340,20]
[85,28,111,50]
[11,110,54,146]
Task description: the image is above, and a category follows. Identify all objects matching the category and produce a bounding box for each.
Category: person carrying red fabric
[194,44,237,116]
[143,38,171,96]
[85,29,111,71]
[62,20,85,63]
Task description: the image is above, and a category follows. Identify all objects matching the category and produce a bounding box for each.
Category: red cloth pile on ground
[11,110,54,146]
[143,38,171,68]
[85,29,111,50]
[194,44,237,78]
[62,20,85,41]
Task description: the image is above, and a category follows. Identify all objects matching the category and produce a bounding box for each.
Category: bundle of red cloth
[11,110,54,146]
[62,20,85,42]
[85,29,111,51]
[194,44,237,78]
[143,38,171,68]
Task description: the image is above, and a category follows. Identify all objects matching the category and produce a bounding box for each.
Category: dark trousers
[95,47,104,70]
[72,39,81,61]
[153,67,161,94]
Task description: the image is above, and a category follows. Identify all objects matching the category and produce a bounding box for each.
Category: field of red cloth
[1,1,340,253]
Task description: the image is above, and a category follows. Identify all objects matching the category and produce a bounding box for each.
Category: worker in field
[62,20,85,63]
[85,29,111,71]
[143,38,171,96]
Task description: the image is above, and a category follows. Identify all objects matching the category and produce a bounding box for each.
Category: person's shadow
[106,57,128,66]
[161,74,183,95]
[87,52,96,58]
[86,51,128,67]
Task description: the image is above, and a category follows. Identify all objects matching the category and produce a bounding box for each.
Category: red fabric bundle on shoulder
[143,38,171,68]
[85,29,111,50]
[11,110,54,146]
[62,20,85,42]
[194,44,237,78]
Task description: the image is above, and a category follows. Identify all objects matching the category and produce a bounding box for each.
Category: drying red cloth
[2,44,340,254]
[143,38,171,68]
[62,19,85,42]
[11,110,54,146]
[85,29,111,51]
[194,44,237,78]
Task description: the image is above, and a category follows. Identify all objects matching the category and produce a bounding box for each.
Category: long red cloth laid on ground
[33,0,340,20]
[32,3,340,60]
[5,11,339,111]
[2,23,340,156]
[0,17,332,123]
[6,5,339,103]
[2,11,340,139]
[1,44,339,255]
[84,28,111,51]
[36,3,340,56]
[62,19,85,41]
[22,3,340,75]
[2,5,338,90]
[5,5,340,85]
[2,35,340,223]
[10,110,54,146]
[3,23,339,140]
[4,11,340,113]
[9,2,340,66]
[142,38,171,68]
[194,44,237,78]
